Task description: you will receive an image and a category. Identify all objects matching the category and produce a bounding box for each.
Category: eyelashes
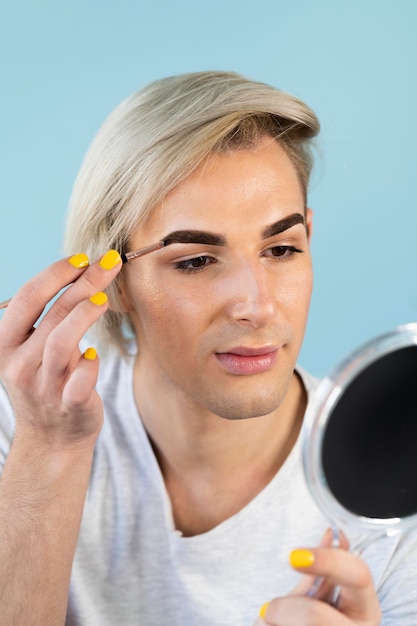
[267,245,303,259]
[173,246,304,274]
[174,255,216,273]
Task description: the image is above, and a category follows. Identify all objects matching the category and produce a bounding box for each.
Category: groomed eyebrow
[164,230,226,247]
[261,212,305,239]
[162,213,305,247]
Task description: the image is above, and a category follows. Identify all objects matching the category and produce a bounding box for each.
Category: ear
[305,207,313,241]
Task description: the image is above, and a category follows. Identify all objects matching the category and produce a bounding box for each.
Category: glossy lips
[215,346,279,375]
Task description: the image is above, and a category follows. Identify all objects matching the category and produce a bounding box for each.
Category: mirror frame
[302,322,417,535]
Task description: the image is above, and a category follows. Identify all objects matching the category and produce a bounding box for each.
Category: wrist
[2,428,96,498]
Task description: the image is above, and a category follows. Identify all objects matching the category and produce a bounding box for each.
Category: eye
[174,255,216,273]
[265,245,303,260]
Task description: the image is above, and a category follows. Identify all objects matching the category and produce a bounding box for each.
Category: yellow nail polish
[83,347,97,361]
[289,548,315,568]
[68,253,89,269]
[99,249,121,270]
[89,292,108,306]
[259,602,269,619]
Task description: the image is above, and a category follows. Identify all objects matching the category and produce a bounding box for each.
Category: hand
[255,529,382,625]
[0,250,123,450]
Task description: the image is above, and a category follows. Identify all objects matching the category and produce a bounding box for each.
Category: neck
[133,357,306,536]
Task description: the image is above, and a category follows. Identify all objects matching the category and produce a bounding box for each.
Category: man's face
[121,137,313,420]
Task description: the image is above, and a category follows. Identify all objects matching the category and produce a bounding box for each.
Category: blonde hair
[64,70,320,352]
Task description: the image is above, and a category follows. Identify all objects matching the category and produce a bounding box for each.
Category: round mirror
[302,323,417,535]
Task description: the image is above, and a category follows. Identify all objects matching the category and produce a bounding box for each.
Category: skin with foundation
[120,139,381,624]
[120,138,313,535]
[0,137,382,625]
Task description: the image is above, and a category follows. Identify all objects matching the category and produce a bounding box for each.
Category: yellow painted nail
[89,292,108,306]
[259,602,269,619]
[68,253,89,269]
[83,347,97,361]
[289,548,315,568]
[99,249,121,270]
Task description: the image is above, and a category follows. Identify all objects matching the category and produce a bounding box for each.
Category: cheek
[273,265,313,313]
[126,272,211,344]
[295,266,313,305]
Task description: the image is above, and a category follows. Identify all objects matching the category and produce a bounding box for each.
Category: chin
[222,367,295,420]
[205,386,290,421]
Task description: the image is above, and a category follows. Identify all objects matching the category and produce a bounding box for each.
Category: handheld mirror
[302,323,417,538]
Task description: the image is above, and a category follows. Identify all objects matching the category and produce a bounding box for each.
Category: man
[0,71,414,625]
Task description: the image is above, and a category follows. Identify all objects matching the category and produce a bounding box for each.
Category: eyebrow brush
[0,299,12,310]
[120,239,167,263]
[0,239,170,310]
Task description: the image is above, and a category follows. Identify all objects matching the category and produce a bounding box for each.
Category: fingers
[0,250,122,356]
[40,293,109,396]
[289,544,372,591]
[287,528,349,599]
[0,251,124,449]
[289,542,380,620]
[0,253,90,348]
[257,529,381,625]
[257,595,352,626]
[320,527,349,551]
[62,348,100,413]
[33,250,122,346]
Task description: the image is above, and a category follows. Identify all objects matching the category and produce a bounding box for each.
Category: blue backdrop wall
[1,0,417,376]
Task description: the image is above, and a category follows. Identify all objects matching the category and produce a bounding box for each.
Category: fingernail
[259,602,269,619]
[68,253,89,269]
[289,549,315,568]
[83,347,97,360]
[99,249,121,270]
[89,292,108,306]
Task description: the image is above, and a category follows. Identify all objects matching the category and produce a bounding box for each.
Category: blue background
[1,0,416,376]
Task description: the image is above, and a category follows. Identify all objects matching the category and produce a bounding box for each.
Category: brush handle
[0,299,11,310]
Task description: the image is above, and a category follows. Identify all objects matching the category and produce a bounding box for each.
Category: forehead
[135,138,304,242]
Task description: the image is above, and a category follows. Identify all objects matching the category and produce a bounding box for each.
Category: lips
[215,346,279,375]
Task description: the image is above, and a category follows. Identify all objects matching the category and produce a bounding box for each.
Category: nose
[224,260,278,329]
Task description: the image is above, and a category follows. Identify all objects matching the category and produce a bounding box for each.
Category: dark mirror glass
[321,345,417,520]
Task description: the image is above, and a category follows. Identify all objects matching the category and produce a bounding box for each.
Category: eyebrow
[261,213,305,239]
[162,212,305,247]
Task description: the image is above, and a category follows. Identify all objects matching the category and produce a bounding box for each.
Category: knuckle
[17,282,44,311]
[44,333,71,365]
[1,354,33,389]
[355,561,373,589]
[46,294,74,324]
[65,392,89,411]
[305,601,322,625]
[62,384,98,419]
[79,266,109,296]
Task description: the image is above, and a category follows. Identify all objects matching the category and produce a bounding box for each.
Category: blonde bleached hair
[64,70,320,353]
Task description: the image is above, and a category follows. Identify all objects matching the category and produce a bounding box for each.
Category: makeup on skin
[0,213,306,310]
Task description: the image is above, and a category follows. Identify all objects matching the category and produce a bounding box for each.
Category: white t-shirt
[0,348,416,625]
